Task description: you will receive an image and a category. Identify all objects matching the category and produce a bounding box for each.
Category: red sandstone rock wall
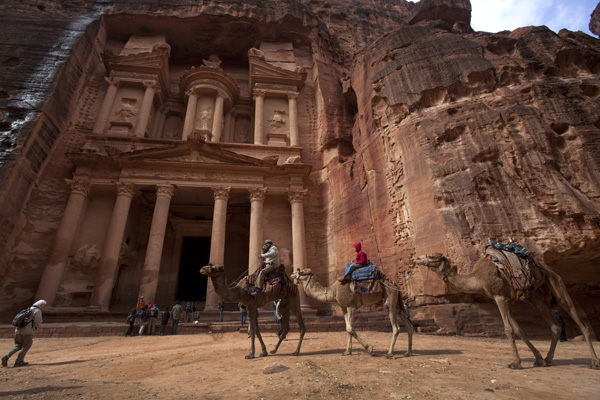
[1,0,599,335]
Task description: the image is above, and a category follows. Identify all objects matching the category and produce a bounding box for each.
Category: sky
[469,0,598,36]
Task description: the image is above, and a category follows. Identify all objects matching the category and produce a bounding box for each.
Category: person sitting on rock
[339,242,369,283]
[249,240,279,296]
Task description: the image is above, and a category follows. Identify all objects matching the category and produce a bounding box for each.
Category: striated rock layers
[0,0,599,336]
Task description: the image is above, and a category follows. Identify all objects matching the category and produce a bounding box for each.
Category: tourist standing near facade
[160,307,170,336]
[184,302,192,323]
[190,302,196,322]
[238,303,247,325]
[171,301,184,335]
[219,301,224,322]
[125,308,137,337]
[138,305,148,335]
[148,304,159,335]
[2,300,46,368]
[135,296,145,323]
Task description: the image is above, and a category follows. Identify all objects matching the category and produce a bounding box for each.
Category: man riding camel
[338,241,369,283]
[249,240,279,296]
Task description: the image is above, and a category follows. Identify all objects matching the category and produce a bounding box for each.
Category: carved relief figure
[268,110,287,131]
[196,107,213,131]
[248,47,265,60]
[71,244,101,272]
[114,98,138,121]
[236,118,250,143]
[202,54,222,68]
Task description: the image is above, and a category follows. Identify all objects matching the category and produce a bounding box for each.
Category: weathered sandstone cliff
[0,0,599,335]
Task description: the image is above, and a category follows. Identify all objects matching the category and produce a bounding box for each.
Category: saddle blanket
[484,246,535,299]
[345,262,378,281]
[352,273,383,296]
[244,274,298,296]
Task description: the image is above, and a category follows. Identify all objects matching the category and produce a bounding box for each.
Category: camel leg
[343,307,373,356]
[255,325,268,358]
[399,301,414,358]
[291,296,306,356]
[494,295,545,368]
[546,273,600,369]
[270,302,289,355]
[385,300,400,359]
[246,308,258,359]
[528,294,562,366]
[246,309,268,359]
[342,308,353,356]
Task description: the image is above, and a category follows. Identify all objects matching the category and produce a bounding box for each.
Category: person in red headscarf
[338,242,368,282]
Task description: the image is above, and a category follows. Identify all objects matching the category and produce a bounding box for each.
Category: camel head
[415,253,455,280]
[291,268,313,284]
[199,263,225,277]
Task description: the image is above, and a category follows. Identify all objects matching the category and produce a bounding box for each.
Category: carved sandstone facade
[0,0,599,335]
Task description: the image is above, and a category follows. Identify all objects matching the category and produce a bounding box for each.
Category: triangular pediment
[249,58,306,90]
[114,140,268,167]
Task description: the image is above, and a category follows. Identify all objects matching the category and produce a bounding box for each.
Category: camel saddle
[484,243,536,301]
[352,271,384,296]
[244,264,298,296]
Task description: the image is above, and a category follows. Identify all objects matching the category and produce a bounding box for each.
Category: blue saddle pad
[345,263,378,281]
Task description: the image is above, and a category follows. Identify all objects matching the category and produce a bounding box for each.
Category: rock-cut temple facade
[1,0,600,336]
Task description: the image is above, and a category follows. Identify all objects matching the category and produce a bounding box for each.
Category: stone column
[205,187,231,310]
[88,182,135,311]
[92,77,120,135]
[35,178,90,306]
[288,189,310,309]
[253,89,266,145]
[138,184,176,302]
[182,89,198,140]
[211,91,226,142]
[288,92,299,146]
[248,187,267,274]
[133,80,158,137]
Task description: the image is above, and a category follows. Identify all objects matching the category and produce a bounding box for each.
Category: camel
[291,268,413,358]
[415,252,600,369]
[199,264,306,359]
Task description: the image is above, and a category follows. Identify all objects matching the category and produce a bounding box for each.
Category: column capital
[288,189,307,204]
[66,178,91,196]
[105,76,121,87]
[287,91,299,100]
[186,88,197,97]
[156,183,176,199]
[253,89,267,99]
[143,80,160,91]
[114,181,135,198]
[212,186,231,201]
[248,187,267,202]
[216,89,227,99]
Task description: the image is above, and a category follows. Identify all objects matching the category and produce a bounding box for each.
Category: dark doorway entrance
[177,237,210,302]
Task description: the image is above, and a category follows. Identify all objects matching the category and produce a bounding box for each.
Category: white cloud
[469,0,595,35]
[470,0,554,33]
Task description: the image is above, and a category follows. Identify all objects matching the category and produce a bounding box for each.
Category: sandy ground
[0,330,598,399]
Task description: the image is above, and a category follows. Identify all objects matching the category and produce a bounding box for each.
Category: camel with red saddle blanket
[415,250,599,370]
[291,268,413,358]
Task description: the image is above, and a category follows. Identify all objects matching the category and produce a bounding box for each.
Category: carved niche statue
[202,54,222,68]
[248,47,265,60]
[268,110,287,131]
[196,107,213,131]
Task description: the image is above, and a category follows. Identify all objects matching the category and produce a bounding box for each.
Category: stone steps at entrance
[0,311,436,339]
